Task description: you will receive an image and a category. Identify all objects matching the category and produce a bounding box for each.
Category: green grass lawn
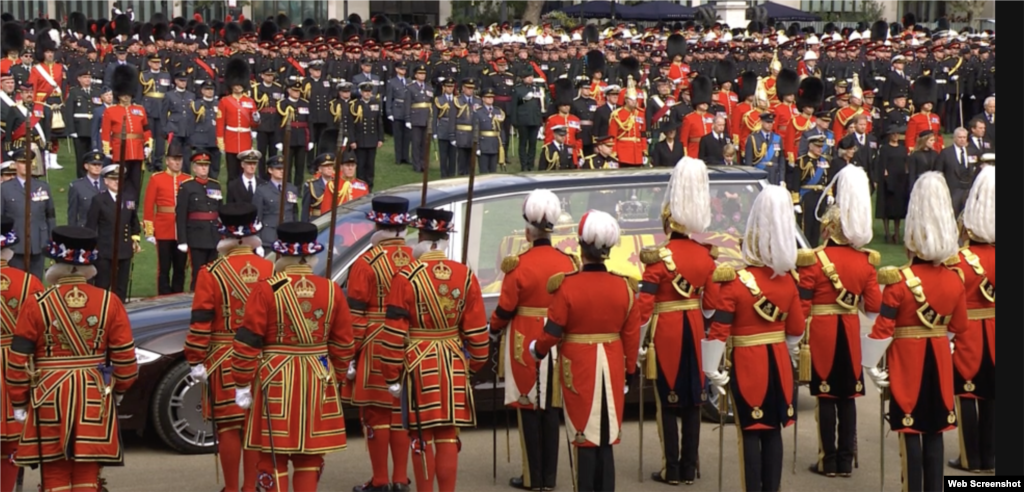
[40,134,911,298]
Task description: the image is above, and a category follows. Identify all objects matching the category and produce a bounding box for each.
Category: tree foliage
[447,1,531,26]
[948,0,986,27]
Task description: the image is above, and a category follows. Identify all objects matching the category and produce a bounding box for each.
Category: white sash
[33,64,60,92]
[0,91,14,107]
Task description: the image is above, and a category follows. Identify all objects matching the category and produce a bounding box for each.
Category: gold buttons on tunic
[819,382,830,394]
[751,407,763,419]
[902,414,915,427]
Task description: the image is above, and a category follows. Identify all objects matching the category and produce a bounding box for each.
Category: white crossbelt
[226,126,248,132]
[73,113,93,119]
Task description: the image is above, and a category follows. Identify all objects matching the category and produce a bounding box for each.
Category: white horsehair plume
[742,184,797,277]
[904,171,958,263]
[522,189,562,231]
[816,164,872,247]
[663,156,710,234]
[579,210,620,250]
[962,166,995,244]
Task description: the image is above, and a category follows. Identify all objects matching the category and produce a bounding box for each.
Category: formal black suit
[697,132,729,166]
[967,135,993,157]
[593,103,617,140]
[86,190,140,300]
[227,175,265,204]
[973,111,995,150]
[937,145,979,216]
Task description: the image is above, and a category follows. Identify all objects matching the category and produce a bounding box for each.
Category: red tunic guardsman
[5,226,138,491]
[26,40,64,169]
[490,190,579,491]
[764,54,782,106]
[319,150,369,217]
[905,76,944,152]
[680,75,714,158]
[378,207,489,492]
[795,166,882,478]
[101,65,151,199]
[862,172,968,492]
[730,72,759,148]
[0,218,44,492]
[230,221,354,492]
[948,166,995,473]
[183,203,273,492]
[217,59,259,181]
[344,196,414,492]
[608,84,646,166]
[142,144,190,295]
[531,210,641,492]
[832,75,871,141]
[543,96,581,167]
[636,158,720,486]
[666,33,689,92]
[785,78,823,165]
[772,68,800,148]
[702,185,806,492]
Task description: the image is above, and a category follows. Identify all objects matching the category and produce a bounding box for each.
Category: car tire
[151,359,216,454]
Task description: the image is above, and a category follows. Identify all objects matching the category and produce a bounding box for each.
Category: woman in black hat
[873,123,909,243]
[651,120,684,167]
[907,129,938,195]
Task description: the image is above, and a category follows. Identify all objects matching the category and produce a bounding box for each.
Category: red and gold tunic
[6,276,138,464]
[709,265,805,431]
[784,113,815,164]
[534,264,640,447]
[608,107,646,166]
[319,178,369,216]
[184,248,273,424]
[796,245,882,399]
[543,112,582,167]
[730,101,752,147]
[0,261,44,443]
[26,61,64,103]
[680,109,713,158]
[764,76,779,106]
[905,111,944,152]
[101,103,152,161]
[773,102,798,146]
[831,106,870,142]
[379,251,489,429]
[216,94,259,153]
[714,89,738,126]
[637,237,719,406]
[142,169,189,240]
[343,237,415,407]
[868,260,968,433]
[737,109,762,158]
[232,265,354,453]
[669,62,691,91]
[490,240,579,410]
[950,243,995,400]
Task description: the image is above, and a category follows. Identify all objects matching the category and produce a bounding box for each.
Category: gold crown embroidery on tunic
[294,276,317,298]
[392,249,411,267]
[0,275,9,292]
[240,262,261,283]
[433,262,452,281]
[65,287,88,308]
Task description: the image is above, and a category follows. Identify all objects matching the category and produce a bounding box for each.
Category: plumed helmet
[663,157,711,235]
[820,165,873,247]
[522,189,562,233]
[578,210,620,259]
[112,64,138,99]
[776,68,800,98]
[690,75,713,106]
[742,185,798,277]
[224,57,250,90]
[905,172,958,262]
[795,76,824,111]
[911,76,938,108]
[962,166,995,244]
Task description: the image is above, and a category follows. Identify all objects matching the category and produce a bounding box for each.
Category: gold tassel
[646,346,657,380]
[798,343,812,383]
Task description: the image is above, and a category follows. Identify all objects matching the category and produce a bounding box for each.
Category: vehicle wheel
[701,384,735,424]
[150,359,216,454]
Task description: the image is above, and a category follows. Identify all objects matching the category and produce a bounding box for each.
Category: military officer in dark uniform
[164,70,195,170]
[253,155,299,253]
[176,152,223,290]
[304,59,334,165]
[880,87,911,141]
[571,77,598,158]
[253,66,283,176]
[744,112,785,185]
[581,135,619,170]
[406,63,433,173]
[0,148,55,278]
[454,78,481,176]
[140,54,171,170]
[63,68,99,178]
[789,135,834,247]
[486,57,516,159]
[474,87,506,174]
[86,163,141,300]
[277,80,312,188]
[190,82,221,177]
[386,61,411,166]
[301,154,333,222]
[539,125,575,170]
[880,55,912,109]
[348,81,383,189]
[434,78,459,178]
[511,68,546,172]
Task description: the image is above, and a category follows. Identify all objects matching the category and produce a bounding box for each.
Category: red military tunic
[680,109,713,158]
[905,111,944,152]
[832,106,871,142]
[784,113,815,164]
[216,93,259,153]
[101,103,152,161]
[773,102,798,146]
[714,89,738,127]
[379,251,490,429]
[544,112,582,166]
[142,169,189,240]
[489,240,579,410]
[232,264,354,453]
[736,109,762,158]
[730,101,752,147]
[343,237,415,407]
[868,260,968,433]
[764,76,779,106]
[709,265,805,430]
[534,264,641,447]
[590,81,608,106]
[320,178,369,216]
[0,262,44,444]
[796,245,882,398]
[6,277,138,465]
[669,62,691,92]
[637,238,719,405]
[950,243,995,399]
[0,55,16,79]
[184,248,273,424]
[608,107,646,166]
[26,61,64,102]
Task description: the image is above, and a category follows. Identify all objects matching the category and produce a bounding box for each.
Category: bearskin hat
[35,34,57,62]
[223,22,241,45]
[584,50,606,78]
[618,56,640,86]
[171,16,186,28]
[2,23,24,56]
[666,33,686,60]
[871,20,888,42]
[372,15,390,28]
[348,13,362,25]
[288,26,305,40]
[241,19,254,34]
[902,12,916,28]
[375,24,395,43]
[324,25,341,40]
[690,75,713,106]
[786,22,800,38]
[154,22,169,41]
[582,24,599,45]
[139,22,153,42]
[452,24,471,45]
[0,13,13,23]
[418,24,435,43]
[796,77,824,111]
[275,14,290,31]
[737,70,758,101]
[554,78,575,107]
[715,59,736,87]
[911,76,938,108]
[193,23,210,44]
[259,20,278,42]
[68,12,87,35]
[341,23,359,42]
[306,25,322,39]
[936,17,950,33]
[112,64,138,99]
[301,18,315,29]
[111,13,131,37]
[224,57,250,90]
[776,68,800,98]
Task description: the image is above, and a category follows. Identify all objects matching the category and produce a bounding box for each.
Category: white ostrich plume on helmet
[663,156,710,234]
[904,171,958,263]
[962,166,995,244]
[742,184,797,277]
[522,189,562,232]
[579,210,620,250]
[835,164,873,247]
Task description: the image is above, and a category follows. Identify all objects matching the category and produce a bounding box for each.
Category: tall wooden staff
[108,115,128,292]
[20,129,33,271]
[880,353,888,492]
[278,108,294,222]
[421,116,433,206]
[326,130,349,275]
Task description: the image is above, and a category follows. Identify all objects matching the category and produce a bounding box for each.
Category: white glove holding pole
[948,332,955,354]
[346,361,356,381]
[388,115,394,121]
[450,139,456,146]
[701,339,729,395]
[116,393,124,406]
[177,243,188,253]
[235,386,252,409]
[476,149,481,156]
[826,195,835,206]
[275,143,283,152]
[190,364,208,382]
[523,92,534,100]
[861,335,893,393]
[786,335,802,368]
[388,383,402,398]
[529,340,543,361]
[307,142,315,151]
[144,146,152,158]
[12,407,26,423]
[794,204,803,214]
[146,236,157,245]
[252,112,260,123]
[405,122,412,129]
[251,131,258,140]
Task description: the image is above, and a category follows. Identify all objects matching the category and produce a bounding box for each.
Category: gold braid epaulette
[877,266,901,286]
[611,270,639,293]
[501,254,518,274]
[796,248,817,267]
[712,264,736,283]
[639,246,661,265]
[547,272,566,294]
[862,248,881,266]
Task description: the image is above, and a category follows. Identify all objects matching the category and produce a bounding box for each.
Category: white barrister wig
[904,171,959,263]
[836,165,873,248]
[742,184,798,277]
[962,166,995,244]
[578,210,621,255]
[522,189,562,232]
[663,157,711,234]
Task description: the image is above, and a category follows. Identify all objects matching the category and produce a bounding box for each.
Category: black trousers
[456,147,472,176]
[10,254,43,280]
[410,126,427,172]
[582,144,595,160]
[658,403,701,483]
[188,248,217,293]
[438,140,457,178]
[94,257,131,301]
[957,397,995,471]
[170,136,192,174]
[355,147,376,190]
[124,160,144,201]
[739,428,783,492]
[518,407,560,490]
[478,153,498,174]
[73,135,92,178]
[799,190,824,247]
[286,146,308,189]
[816,397,857,475]
[516,125,539,171]
[393,119,410,164]
[256,131,279,179]
[156,239,188,295]
[309,123,329,166]
[225,152,242,184]
[577,384,615,492]
[900,432,943,492]
[149,119,165,170]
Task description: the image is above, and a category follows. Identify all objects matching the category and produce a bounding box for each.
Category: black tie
[247,180,253,195]
[277,183,281,192]
[94,180,100,190]
[959,147,966,168]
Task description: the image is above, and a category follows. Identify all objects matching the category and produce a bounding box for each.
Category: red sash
[651,97,673,123]
[194,57,215,79]
[287,57,306,77]
[530,61,546,80]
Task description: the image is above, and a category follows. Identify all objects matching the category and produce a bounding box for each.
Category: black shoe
[651,471,680,485]
[509,476,541,491]
[353,481,391,492]
[948,458,983,473]
[390,480,411,492]
[809,463,836,477]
